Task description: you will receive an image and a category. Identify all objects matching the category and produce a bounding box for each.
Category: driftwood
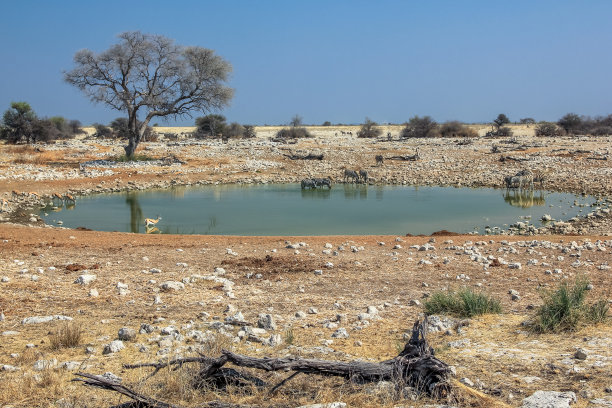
[499,155,529,162]
[282,152,324,160]
[387,154,419,161]
[75,319,452,406]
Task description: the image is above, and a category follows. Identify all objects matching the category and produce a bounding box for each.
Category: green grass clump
[531,277,609,333]
[424,288,502,318]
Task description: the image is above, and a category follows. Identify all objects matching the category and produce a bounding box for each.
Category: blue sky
[1,1,611,126]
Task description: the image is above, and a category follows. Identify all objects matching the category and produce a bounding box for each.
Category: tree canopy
[64,31,234,157]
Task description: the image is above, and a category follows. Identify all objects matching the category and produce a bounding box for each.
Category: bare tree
[64,31,234,158]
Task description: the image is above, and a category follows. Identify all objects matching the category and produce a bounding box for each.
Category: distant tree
[195,114,227,138]
[243,125,256,139]
[64,31,233,158]
[68,119,84,135]
[290,114,303,128]
[400,116,438,138]
[32,119,61,143]
[535,122,564,137]
[493,113,510,129]
[357,117,382,138]
[225,122,245,139]
[496,127,513,137]
[557,113,583,134]
[1,102,36,144]
[519,118,536,125]
[274,115,311,140]
[439,121,477,138]
[322,121,332,126]
[92,123,114,138]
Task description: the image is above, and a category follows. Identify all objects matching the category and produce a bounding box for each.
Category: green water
[39,184,593,235]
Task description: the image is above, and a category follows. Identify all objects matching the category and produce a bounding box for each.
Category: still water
[39,184,593,235]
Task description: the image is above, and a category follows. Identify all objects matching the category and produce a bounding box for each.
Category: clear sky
[1,1,611,126]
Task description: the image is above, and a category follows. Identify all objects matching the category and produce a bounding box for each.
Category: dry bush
[49,322,83,349]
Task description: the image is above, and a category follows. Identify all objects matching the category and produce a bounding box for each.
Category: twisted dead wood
[76,319,451,406]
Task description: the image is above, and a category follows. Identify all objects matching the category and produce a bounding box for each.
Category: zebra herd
[504,169,546,190]
[343,168,369,184]
[301,177,332,189]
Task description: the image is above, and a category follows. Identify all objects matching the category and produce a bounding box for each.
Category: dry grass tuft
[49,322,83,350]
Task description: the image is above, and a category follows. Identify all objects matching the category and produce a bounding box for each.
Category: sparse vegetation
[109,153,157,162]
[50,322,83,349]
[535,122,564,137]
[424,288,502,317]
[357,117,382,138]
[400,116,438,138]
[439,121,477,138]
[530,277,609,333]
[1,102,82,144]
[195,114,227,139]
[274,115,312,140]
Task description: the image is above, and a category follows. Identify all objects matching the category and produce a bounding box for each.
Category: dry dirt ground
[0,127,611,408]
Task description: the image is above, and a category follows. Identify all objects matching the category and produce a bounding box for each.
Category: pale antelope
[12,190,23,198]
[145,216,162,228]
[28,192,40,200]
[52,192,64,204]
[63,194,76,204]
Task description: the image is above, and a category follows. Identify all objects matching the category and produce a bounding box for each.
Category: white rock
[331,328,349,338]
[74,274,96,285]
[159,281,185,291]
[521,390,576,408]
[22,315,72,324]
[103,340,125,354]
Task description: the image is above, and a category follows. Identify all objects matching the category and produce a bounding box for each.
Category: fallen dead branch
[387,154,419,161]
[282,152,324,160]
[74,319,455,406]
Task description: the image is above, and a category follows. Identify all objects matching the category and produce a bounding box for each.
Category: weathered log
[283,153,324,160]
[76,319,452,406]
[387,154,419,161]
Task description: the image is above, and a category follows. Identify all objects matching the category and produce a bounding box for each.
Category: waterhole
[39,184,593,235]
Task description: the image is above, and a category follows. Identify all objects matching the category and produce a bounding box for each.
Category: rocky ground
[0,127,611,407]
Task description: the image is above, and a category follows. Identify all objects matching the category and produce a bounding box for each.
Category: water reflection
[126,193,144,233]
[300,188,331,199]
[343,185,368,200]
[503,190,545,208]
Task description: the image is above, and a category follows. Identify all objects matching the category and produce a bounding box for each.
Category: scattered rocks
[521,390,577,408]
[159,281,185,291]
[22,315,72,325]
[117,327,137,341]
[103,340,125,354]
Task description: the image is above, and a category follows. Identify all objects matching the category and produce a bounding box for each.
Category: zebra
[375,155,384,166]
[515,169,534,190]
[313,178,332,189]
[300,179,317,189]
[343,168,359,183]
[533,170,547,188]
[359,169,369,184]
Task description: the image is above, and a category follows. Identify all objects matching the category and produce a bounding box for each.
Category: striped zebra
[343,168,359,183]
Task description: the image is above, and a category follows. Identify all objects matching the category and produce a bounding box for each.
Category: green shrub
[424,288,502,318]
[274,127,311,139]
[357,117,382,138]
[400,116,439,138]
[439,121,477,138]
[535,122,564,137]
[531,277,609,333]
